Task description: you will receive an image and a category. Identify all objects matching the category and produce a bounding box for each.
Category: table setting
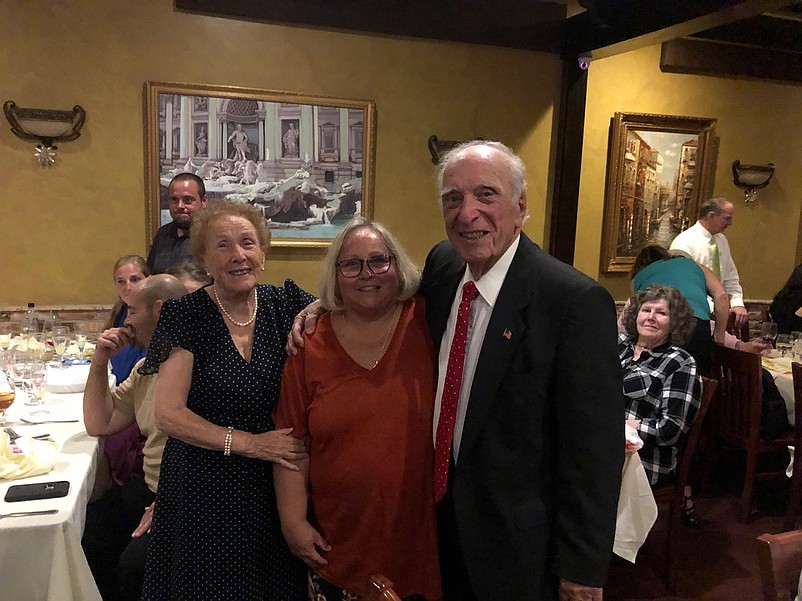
[0,340,103,601]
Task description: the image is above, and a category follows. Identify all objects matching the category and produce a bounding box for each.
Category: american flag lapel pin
[503,329,512,340]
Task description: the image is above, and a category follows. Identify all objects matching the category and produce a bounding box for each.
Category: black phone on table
[4,481,70,502]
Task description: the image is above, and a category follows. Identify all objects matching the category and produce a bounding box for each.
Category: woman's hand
[132,502,155,537]
[282,520,331,568]
[286,300,324,355]
[243,428,308,469]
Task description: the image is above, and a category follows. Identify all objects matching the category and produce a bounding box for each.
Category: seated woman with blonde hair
[274,216,441,601]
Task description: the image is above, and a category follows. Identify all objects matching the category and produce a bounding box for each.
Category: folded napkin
[762,356,793,376]
[625,424,643,454]
[615,453,658,563]
[46,364,91,393]
[0,431,58,481]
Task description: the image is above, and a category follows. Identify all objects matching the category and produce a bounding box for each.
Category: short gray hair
[319,216,420,311]
[435,140,527,205]
[700,197,730,217]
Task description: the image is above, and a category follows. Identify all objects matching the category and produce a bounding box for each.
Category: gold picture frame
[144,81,376,248]
[600,112,718,273]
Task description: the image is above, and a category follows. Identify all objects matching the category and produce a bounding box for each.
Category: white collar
[460,235,520,308]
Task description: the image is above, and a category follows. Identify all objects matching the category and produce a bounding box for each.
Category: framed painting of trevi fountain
[144,81,376,248]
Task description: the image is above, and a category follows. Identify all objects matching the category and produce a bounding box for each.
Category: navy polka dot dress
[140,282,313,601]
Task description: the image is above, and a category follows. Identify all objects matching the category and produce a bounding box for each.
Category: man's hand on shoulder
[559,579,603,601]
[94,327,133,362]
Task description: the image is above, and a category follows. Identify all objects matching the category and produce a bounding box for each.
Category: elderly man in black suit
[424,140,622,601]
[288,140,623,601]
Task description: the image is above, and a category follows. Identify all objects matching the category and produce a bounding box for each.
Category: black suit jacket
[421,234,623,600]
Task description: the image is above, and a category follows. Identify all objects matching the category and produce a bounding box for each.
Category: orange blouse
[275,296,441,599]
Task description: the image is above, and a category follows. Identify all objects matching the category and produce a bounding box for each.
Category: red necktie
[435,281,479,502]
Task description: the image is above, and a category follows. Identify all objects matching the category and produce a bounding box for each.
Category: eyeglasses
[336,254,395,278]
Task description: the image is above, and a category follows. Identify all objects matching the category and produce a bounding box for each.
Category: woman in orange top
[274,217,441,601]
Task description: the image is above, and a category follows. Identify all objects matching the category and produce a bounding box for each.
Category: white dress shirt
[433,235,520,461]
[670,221,744,308]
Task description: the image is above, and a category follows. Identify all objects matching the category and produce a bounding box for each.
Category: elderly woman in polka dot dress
[274,217,441,601]
[141,200,313,600]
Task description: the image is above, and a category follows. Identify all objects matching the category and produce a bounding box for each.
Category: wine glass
[76,333,87,360]
[776,334,792,357]
[52,326,69,369]
[0,385,15,427]
[25,361,47,407]
[0,322,12,371]
[9,351,29,389]
[760,321,779,346]
[790,331,802,360]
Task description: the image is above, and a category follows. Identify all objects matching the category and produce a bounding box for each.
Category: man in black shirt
[146,173,208,274]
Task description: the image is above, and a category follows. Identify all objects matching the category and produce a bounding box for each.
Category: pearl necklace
[214,286,258,327]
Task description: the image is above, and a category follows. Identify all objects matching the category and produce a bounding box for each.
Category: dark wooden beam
[565,0,790,59]
[549,59,588,265]
[175,0,567,53]
[690,14,802,53]
[660,37,802,84]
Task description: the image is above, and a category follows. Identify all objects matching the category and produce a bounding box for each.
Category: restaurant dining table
[0,364,103,601]
[762,354,795,422]
[614,451,658,563]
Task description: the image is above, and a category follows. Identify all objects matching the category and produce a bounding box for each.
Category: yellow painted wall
[576,44,802,302]
[0,0,560,306]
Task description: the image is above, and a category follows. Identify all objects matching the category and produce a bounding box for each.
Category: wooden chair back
[652,376,717,592]
[362,575,402,601]
[675,376,718,493]
[710,345,763,451]
[757,530,802,601]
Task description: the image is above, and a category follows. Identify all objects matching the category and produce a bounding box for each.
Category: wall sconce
[3,100,87,166]
[732,160,774,203]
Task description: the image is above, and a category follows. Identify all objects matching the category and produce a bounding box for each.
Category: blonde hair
[318,216,420,311]
[105,255,150,329]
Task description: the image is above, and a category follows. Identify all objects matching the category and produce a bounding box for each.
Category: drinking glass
[0,385,14,427]
[25,361,47,407]
[0,322,12,353]
[52,326,69,369]
[76,334,87,359]
[791,331,802,361]
[760,322,779,345]
[0,322,12,372]
[776,334,792,357]
[9,352,29,389]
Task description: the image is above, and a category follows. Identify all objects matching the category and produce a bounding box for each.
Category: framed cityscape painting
[599,112,718,273]
[144,81,376,248]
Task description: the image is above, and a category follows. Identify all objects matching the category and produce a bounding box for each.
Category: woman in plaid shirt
[619,285,703,522]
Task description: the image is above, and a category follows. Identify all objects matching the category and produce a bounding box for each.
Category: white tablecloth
[614,452,658,563]
[763,355,794,423]
[0,370,101,600]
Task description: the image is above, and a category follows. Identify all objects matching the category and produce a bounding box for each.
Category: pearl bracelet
[223,426,234,456]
